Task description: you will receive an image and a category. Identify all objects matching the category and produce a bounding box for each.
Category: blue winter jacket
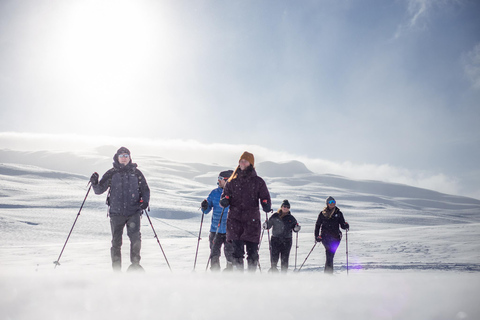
[205,187,229,233]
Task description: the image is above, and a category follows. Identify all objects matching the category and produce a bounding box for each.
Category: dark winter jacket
[93,161,150,217]
[222,166,271,243]
[314,206,348,241]
[266,210,298,239]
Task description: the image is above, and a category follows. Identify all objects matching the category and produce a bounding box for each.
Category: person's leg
[245,241,259,272]
[280,238,292,272]
[126,213,142,266]
[110,215,126,271]
[231,240,245,271]
[209,232,222,271]
[222,234,234,271]
[270,237,281,271]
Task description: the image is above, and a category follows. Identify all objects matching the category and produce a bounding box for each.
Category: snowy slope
[1,152,480,319]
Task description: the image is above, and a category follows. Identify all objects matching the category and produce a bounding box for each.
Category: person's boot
[210,256,221,271]
[127,262,145,273]
[111,248,122,272]
[233,258,244,272]
[224,260,234,272]
[247,259,258,273]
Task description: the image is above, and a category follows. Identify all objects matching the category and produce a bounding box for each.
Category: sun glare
[40,0,177,122]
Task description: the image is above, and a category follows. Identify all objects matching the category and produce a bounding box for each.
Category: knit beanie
[281,199,290,208]
[326,196,336,204]
[114,146,131,162]
[219,170,234,179]
[239,151,255,167]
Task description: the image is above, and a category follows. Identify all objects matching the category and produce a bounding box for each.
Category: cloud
[0,131,468,198]
[463,43,480,89]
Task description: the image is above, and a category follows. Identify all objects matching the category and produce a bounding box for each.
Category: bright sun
[42,1,172,120]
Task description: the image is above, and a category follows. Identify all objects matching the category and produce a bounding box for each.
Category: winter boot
[127,262,145,273]
[233,258,244,272]
[111,247,122,272]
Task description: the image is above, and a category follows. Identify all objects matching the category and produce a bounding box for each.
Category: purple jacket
[222,167,271,243]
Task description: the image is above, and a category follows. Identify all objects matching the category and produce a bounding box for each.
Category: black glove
[140,200,149,210]
[344,222,350,231]
[220,196,230,208]
[201,199,208,211]
[315,235,322,243]
[90,172,99,185]
[261,199,271,213]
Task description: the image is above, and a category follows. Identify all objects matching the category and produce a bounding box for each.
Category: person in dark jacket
[263,199,301,273]
[201,170,235,271]
[314,196,349,274]
[90,147,150,272]
[220,151,271,272]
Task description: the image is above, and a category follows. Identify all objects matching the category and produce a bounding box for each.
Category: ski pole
[205,207,225,271]
[297,242,317,272]
[265,211,272,268]
[53,183,92,268]
[144,209,172,271]
[346,229,349,275]
[294,231,299,271]
[193,209,205,270]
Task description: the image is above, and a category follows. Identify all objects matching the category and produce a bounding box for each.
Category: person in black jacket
[90,147,150,271]
[314,196,349,274]
[263,200,301,273]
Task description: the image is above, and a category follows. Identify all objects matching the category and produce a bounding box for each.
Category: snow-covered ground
[1,151,480,319]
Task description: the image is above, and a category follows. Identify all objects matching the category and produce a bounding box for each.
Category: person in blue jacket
[201,170,234,271]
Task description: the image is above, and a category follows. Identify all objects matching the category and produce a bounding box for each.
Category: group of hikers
[89,147,350,273]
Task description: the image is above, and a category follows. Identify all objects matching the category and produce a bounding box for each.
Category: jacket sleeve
[92,169,113,195]
[205,190,215,214]
[258,178,271,207]
[290,216,298,230]
[137,169,150,203]
[338,210,348,230]
[266,213,276,229]
[314,213,323,238]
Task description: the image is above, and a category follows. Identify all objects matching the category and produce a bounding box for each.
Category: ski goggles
[118,154,130,158]
[218,176,228,181]
[327,200,336,204]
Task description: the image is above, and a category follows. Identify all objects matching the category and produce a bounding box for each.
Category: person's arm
[92,169,113,195]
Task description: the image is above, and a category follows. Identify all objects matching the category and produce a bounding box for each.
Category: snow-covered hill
[1,151,480,319]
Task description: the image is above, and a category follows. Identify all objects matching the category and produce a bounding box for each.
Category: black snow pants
[209,232,234,271]
[270,236,292,272]
[322,236,340,274]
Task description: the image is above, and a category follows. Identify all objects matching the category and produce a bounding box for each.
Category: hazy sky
[0,0,479,198]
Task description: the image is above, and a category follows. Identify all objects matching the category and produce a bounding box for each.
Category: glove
[315,235,322,243]
[90,172,99,185]
[344,222,350,231]
[293,224,301,232]
[201,199,208,211]
[140,199,148,210]
[220,196,230,208]
[262,221,268,230]
[261,199,271,213]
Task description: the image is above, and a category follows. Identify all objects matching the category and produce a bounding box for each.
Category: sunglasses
[118,154,130,158]
[327,200,336,204]
[282,205,290,209]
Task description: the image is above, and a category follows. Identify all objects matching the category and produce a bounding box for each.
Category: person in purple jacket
[220,151,271,272]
